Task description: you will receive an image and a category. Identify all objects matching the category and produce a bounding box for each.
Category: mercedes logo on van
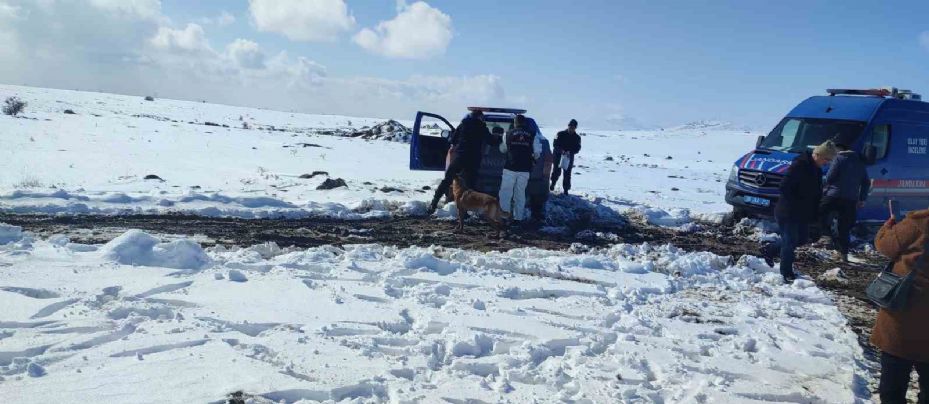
[747,172,766,187]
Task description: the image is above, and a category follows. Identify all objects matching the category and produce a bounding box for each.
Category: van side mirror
[441,129,451,139]
[863,145,877,165]
[755,136,765,149]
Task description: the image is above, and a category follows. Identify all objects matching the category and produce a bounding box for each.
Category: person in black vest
[772,141,838,283]
[819,142,871,262]
[551,119,581,195]
[427,110,500,215]
[499,114,541,222]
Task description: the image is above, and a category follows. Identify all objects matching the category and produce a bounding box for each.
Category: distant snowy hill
[601,114,652,131]
[0,83,759,222]
[593,117,755,133]
[667,120,752,132]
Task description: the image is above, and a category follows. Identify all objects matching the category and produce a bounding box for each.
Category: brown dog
[450,177,509,236]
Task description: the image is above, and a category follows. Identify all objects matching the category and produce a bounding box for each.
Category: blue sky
[3,0,929,129]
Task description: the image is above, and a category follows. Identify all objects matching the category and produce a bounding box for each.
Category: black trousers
[819,196,858,256]
[551,152,573,192]
[879,352,928,404]
[431,155,479,207]
[529,192,547,221]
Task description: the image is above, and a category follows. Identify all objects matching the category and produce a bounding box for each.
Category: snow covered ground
[0,84,757,224]
[0,227,870,403]
[0,85,876,403]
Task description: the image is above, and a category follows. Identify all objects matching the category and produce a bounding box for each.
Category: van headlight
[728,165,739,183]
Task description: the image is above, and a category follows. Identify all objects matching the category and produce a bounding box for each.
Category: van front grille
[738,170,784,189]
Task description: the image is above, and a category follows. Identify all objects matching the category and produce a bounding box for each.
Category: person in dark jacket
[427,110,500,214]
[773,141,837,283]
[819,143,871,262]
[871,208,929,404]
[550,119,581,195]
[527,134,553,222]
[499,114,542,222]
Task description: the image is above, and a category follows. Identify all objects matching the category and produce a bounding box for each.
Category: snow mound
[348,120,412,143]
[228,269,248,282]
[0,190,441,220]
[635,206,693,227]
[545,195,627,227]
[734,217,780,242]
[0,223,23,245]
[99,230,210,271]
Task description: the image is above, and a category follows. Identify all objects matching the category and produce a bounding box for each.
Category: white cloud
[217,11,235,26]
[920,31,929,50]
[201,10,235,26]
[270,73,507,120]
[248,0,354,42]
[225,38,265,69]
[0,2,22,20]
[353,1,452,59]
[151,23,210,53]
[87,0,162,21]
[0,0,507,123]
[0,0,163,66]
[144,26,323,90]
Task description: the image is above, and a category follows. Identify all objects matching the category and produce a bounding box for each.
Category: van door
[410,112,455,171]
[862,123,893,221]
[867,122,929,218]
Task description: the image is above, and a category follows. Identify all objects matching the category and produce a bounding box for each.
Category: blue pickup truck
[409,107,553,213]
[726,88,929,223]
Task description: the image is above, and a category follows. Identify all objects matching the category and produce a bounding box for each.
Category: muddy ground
[0,213,897,400]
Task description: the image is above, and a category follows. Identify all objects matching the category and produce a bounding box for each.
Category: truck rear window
[761,118,866,152]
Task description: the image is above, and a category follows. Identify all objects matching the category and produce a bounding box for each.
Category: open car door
[410,111,455,171]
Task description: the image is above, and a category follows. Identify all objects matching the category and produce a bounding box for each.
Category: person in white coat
[498,114,542,222]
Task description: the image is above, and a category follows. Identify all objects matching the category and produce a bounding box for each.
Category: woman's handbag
[866,261,915,310]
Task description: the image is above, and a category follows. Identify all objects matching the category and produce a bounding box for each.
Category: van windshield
[760,118,866,153]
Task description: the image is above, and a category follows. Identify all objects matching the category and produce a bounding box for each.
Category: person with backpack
[499,114,541,222]
[427,110,500,215]
[871,208,929,403]
[820,142,871,262]
[771,141,838,283]
[550,119,581,195]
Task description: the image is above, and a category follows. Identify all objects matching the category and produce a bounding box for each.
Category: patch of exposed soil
[0,213,651,252]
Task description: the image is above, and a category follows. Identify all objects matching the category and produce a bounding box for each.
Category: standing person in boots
[499,114,541,223]
[820,142,870,262]
[871,207,929,403]
[772,141,837,283]
[427,110,500,215]
[551,119,581,195]
[527,132,553,223]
